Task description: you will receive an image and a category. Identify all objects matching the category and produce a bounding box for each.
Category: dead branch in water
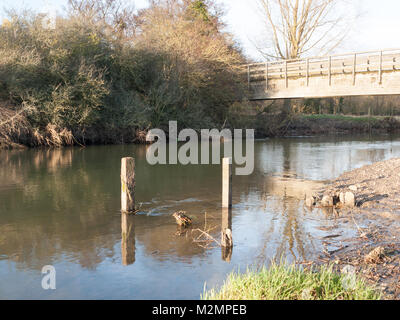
[191,227,221,249]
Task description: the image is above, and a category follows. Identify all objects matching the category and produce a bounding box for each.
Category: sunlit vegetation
[202,263,381,300]
[0,0,245,147]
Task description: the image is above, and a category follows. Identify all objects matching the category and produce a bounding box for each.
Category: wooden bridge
[246,49,400,100]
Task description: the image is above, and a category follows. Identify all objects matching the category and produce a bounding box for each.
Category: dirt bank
[311,159,400,300]
[285,115,400,137]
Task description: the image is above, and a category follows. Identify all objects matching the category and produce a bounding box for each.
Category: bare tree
[67,0,137,39]
[256,0,359,60]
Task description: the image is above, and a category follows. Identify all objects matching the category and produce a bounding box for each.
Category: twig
[192,228,221,247]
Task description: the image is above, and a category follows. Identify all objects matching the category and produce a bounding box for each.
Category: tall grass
[202,263,381,300]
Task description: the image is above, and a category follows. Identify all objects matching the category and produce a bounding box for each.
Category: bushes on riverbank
[0,0,245,147]
[202,264,380,300]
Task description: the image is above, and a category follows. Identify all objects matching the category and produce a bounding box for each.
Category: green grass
[302,114,380,123]
[202,263,381,300]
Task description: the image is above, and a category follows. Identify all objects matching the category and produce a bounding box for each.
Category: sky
[1,0,400,61]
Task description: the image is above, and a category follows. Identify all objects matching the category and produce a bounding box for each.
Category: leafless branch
[255,0,360,60]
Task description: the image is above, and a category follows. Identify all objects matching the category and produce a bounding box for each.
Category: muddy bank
[284,115,400,137]
[308,158,400,300]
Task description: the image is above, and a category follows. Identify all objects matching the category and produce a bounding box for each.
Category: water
[1,134,400,299]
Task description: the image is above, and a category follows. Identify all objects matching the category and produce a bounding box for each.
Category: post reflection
[221,208,233,262]
[121,213,136,266]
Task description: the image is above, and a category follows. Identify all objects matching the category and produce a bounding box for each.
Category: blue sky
[1,0,400,60]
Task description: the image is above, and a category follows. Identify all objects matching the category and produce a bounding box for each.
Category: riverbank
[312,158,400,299]
[2,112,400,150]
[203,158,400,300]
[283,114,400,137]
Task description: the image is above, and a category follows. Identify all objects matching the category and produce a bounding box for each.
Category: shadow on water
[1,133,400,298]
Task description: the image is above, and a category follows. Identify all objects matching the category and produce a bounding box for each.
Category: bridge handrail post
[285,60,288,88]
[379,51,383,84]
[328,56,332,86]
[247,65,250,90]
[352,53,357,85]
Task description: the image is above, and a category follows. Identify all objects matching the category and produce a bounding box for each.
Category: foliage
[0,0,245,146]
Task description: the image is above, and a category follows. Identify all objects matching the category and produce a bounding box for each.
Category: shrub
[0,0,245,146]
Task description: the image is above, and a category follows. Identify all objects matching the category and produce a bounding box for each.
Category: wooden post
[328,56,332,86]
[306,58,309,86]
[222,158,232,209]
[221,208,233,261]
[379,51,383,85]
[353,53,357,85]
[284,60,288,88]
[265,62,269,90]
[121,157,135,213]
[247,65,251,90]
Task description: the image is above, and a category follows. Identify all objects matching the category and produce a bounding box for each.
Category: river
[1,134,400,299]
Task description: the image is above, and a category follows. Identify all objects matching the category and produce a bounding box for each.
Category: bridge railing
[245,49,400,89]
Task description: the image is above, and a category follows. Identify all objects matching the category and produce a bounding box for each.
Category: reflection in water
[1,134,400,299]
[121,214,135,266]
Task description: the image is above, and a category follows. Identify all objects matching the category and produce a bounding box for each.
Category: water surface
[1,134,400,299]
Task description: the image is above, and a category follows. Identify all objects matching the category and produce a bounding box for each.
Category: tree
[67,0,137,40]
[134,0,245,126]
[256,0,359,60]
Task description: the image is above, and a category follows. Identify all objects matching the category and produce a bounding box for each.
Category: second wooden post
[121,157,135,213]
[222,157,232,208]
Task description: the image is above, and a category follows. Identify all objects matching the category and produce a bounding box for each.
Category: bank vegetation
[0,0,245,147]
[202,263,381,300]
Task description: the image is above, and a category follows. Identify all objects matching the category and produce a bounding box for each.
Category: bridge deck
[247,49,400,100]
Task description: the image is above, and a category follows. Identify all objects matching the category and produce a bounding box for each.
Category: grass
[302,114,380,123]
[202,263,381,300]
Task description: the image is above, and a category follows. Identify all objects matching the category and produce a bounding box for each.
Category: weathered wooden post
[284,60,288,88]
[352,53,357,85]
[221,208,233,262]
[221,158,233,261]
[379,51,383,84]
[222,157,232,208]
[121,157,135,213]
[328,56,332,86]
[247,65,251,90]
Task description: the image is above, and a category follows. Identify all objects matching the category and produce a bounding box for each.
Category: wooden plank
[379,51,383,84]
[121,157,135,213]
[353,54,357,85]
[328,56,332,86]
[285,60,288,88]
[222,158,232,209]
